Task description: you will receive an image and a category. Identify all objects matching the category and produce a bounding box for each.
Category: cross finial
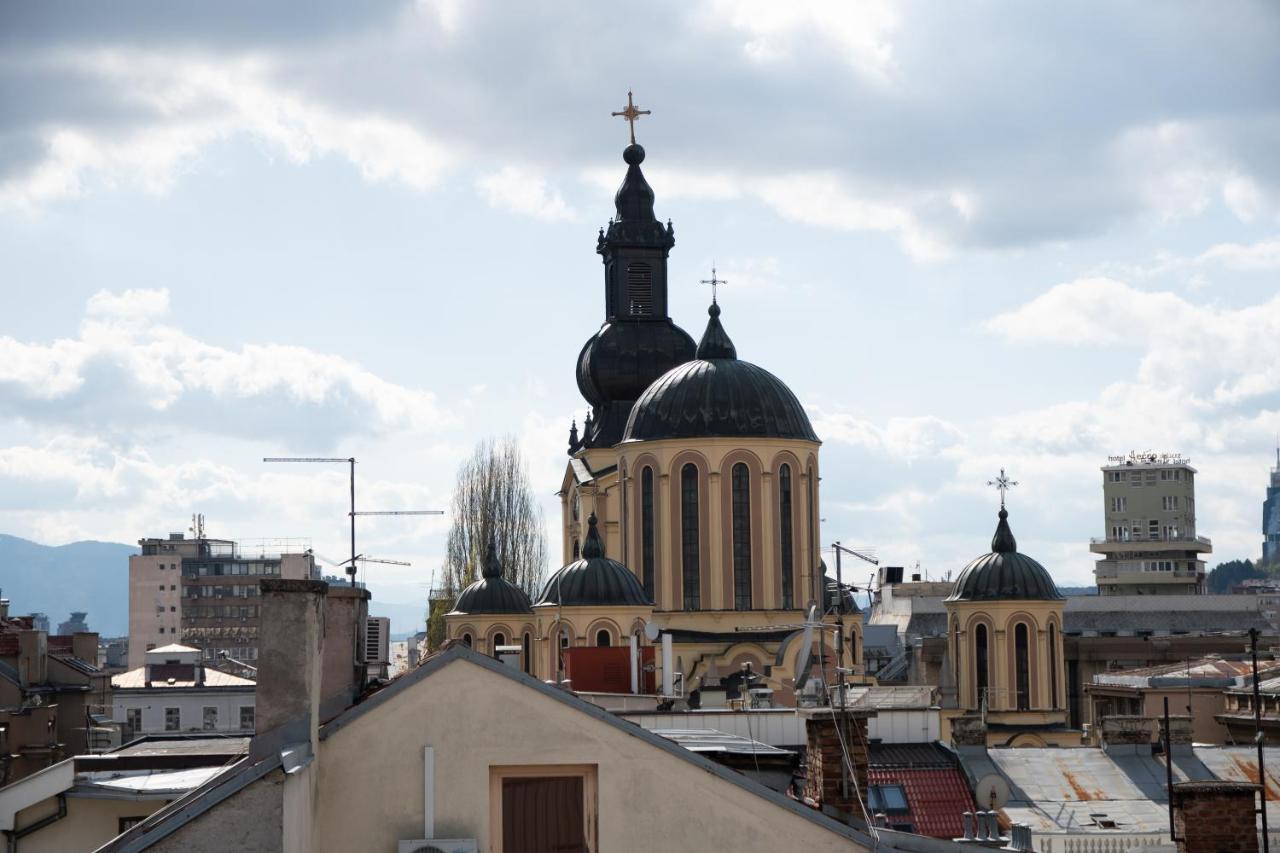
[611,90,650,145]
[700,265,726,304]
[987,467,1018,508]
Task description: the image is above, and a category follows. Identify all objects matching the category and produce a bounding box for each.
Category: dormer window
[626,262,653,316]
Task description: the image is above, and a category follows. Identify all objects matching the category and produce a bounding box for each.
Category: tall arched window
[492,633,506,658]
[596,629,611,647]
[731,463,753,610]
[807,465,817,603]
[951,618,960,690]
[1015,623,1031,711]
[462,633,473,649]
[975,624,989,709]
[1049,624,1059,710]
[641,466,655,600]
[680,464,701,610]
[779,464,794,609]
[522,632,532,675]
[572,539,580,561]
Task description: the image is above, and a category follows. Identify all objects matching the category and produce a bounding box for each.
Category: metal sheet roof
[650,728,793,757]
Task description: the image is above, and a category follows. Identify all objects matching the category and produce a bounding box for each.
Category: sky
[1,1,1279,629]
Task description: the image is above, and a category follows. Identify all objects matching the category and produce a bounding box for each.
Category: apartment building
[127,531,316,669]
[1090,453,1212,595]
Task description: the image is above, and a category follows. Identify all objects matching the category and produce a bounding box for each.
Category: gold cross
[987,468,1018,508]
[700,265,727,304]
[611,90,650,145]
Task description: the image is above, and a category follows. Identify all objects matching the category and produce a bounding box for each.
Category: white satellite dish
[974,774,1010,810]
[792,602,819,692]
[643,621,660,642]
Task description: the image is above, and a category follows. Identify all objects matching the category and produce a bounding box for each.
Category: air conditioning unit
[364,616,390,665]
[398,841,477,853]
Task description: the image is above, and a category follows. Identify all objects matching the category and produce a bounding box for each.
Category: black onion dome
[576,321,696,406]
[622,303,819,443]
[534,514,652,607]
[946,509,1062,602]
[449,542,533,615]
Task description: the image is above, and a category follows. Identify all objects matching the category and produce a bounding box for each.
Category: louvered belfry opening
[626,261,653,316]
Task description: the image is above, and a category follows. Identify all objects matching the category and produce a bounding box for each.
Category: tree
[426,437,548,650]
[1206,558,1263,594]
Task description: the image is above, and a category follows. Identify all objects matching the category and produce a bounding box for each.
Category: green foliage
[1206,558,1264,594]
[425,596,453,653]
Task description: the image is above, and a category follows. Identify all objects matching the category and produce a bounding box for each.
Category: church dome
[449,543,533,615]
[534,514,652,608]
[946,508,1062,602]
[576,321,696,407]
[622,302,819,443]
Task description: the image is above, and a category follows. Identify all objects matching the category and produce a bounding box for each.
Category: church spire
[991,508,1018,553]
[481,541,504,579]
[696,300,737,360]
[581,513,605,559]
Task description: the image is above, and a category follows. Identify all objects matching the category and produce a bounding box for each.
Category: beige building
[128,531,315,669]
[1091,453,1211,595]
[445,139,861,704]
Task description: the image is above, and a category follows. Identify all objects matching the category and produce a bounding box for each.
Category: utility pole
[1252,627,1270,853]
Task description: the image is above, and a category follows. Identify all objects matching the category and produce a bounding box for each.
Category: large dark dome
[622,303,819,443]
[534,514,652,608]
[946,509,1062,602]
[449,544,533,615]
[576,321,696,407]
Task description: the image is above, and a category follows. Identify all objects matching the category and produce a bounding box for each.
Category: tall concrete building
[1264,448,1280,565]
[128,530,317,669]
[1090,453,1211,595]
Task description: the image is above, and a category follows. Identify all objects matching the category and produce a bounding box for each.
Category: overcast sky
[2,1,1279,625]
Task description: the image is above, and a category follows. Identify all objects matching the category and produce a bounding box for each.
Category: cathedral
[445,109,861,706]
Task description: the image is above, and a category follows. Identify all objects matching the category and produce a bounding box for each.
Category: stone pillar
[254,578,328,755]
[1172,781,1260,853]
[17,630,46,686]
[800,707,874,820]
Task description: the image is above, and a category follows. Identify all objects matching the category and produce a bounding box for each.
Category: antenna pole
[1253,627,1270,853]
[834,541,845,676]
[349,458,357,587]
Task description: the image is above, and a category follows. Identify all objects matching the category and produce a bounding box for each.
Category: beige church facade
[446,138,860,706]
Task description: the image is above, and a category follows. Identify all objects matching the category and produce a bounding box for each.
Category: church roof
[449,543,533,616]
[622,302,819,443]
[534,514,652,608]
[946,508,1062,602]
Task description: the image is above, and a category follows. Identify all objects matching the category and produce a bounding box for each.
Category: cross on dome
[700,265,727,304]
[988,467,1018,508]
[611,90,650,145]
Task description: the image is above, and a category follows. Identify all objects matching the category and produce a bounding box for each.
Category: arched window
[731,462,753,610]
[641,466,655,600]
[779,464,794,609]
[952,618,960,690]
[807,465,817,603]
[572,539,580,561]
[493,633,506,655]
[1015,623,1031,711]
[462,633,472,649]
[680,463,700,610]
[975,624,988,709]
[1048,623,1059,710]
[522,632,532,675]
[596,629,611,647]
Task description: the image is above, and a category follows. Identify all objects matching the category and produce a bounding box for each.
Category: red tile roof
[868,766,976,839]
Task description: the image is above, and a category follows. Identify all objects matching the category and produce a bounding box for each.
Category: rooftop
[1092,656,1280,689]
[112,666,255,689]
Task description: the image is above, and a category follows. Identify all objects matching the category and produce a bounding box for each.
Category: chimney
[1159,714,1194,757]
[0,596,9,619]
[71,632,99,666]
[253,578,328,758]
[1172,781,1260,853]
[319,584,371,720]
[951,714,988,748]
[799,706,875,821]
[17,630,46,686]
[1099,715,1154,755]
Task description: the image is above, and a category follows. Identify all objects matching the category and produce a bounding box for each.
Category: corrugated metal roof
[843,686,938,709]
[651,728,793,757]
[1093,657,1280,688]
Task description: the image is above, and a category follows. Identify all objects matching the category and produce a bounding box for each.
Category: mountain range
[0,534,136,636]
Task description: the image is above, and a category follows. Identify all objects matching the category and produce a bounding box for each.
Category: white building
[111,644,256,738]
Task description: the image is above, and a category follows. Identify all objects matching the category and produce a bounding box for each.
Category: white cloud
[477,165,576,222]
[814,411,966,462]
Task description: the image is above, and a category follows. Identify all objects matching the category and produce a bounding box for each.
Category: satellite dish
[974,774,1010,810]
[643,622,660,642]
[792,602,819,692]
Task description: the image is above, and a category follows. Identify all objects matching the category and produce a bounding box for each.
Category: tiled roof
[868,765,975,838]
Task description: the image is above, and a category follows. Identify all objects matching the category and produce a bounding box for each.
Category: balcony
[1089,534,1211,554]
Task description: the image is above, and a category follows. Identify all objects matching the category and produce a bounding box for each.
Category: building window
[596,629,611,647]
[493,633,506,654]
[462,633,472,648]
[572,539,580,561]
[975,624,989,709]
[119,817,147,834]
[1110,497,1127,513]
[1049,624,1059,710]
[164,707,181,732]
[522,632,532,675]
[807,466,817,605]
[730,463,753,610]
[640,466,656,601]
[626,261,654,316]
[868,784,910,813]
[239,706,254,731]
[203,706,218,731]
[494,765,598,851]
[1015,623,1030,711]
[680,463,700,610]
[126,707,142,738]
[779,464,795,609]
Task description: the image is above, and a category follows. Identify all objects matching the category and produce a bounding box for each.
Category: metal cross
[611,90,650,145]
[987,467,1018,508]
[700,265,727,304]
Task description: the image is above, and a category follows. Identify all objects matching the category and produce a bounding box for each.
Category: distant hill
[0,534,135,636]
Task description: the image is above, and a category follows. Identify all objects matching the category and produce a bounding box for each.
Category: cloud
[0,288,450,444]
[477,165,576,222]
[814,411,965,461]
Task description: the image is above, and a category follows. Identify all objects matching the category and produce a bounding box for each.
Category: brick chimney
[320,584,371,720]
[951,714,988,748]
[1172,781,1260,853]
[17,630,46,686]
[799,706,875,821]
[253,578,328,757]
[71,631,99,666]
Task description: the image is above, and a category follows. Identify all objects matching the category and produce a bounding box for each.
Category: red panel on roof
[868,766,976,839]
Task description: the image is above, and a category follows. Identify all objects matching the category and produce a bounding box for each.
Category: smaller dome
[449,543,533,615]
[534,514,652,608]
[946,509,1062,602]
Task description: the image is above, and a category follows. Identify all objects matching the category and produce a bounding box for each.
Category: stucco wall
[147,769,284,853]
[113,689,255,735]
[315,655,866,852]
[16,795,166,853]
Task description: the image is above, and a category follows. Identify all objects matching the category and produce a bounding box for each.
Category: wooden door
[501,775,586,853]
